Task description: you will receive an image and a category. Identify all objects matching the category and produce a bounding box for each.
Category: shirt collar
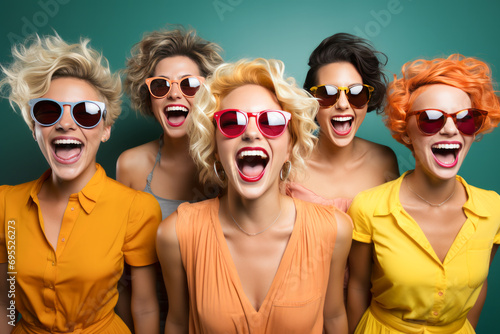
[374,171,491,220]
[28,164,107,214]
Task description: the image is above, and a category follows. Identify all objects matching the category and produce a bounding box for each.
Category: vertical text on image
[6,220,16,327]
[353,0,413,39]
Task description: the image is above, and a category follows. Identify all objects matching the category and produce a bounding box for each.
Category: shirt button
[433,311,438,316]
[71,207,74,211]
[438,291,444,296]
[52,261,55,266]
[61,238,66,242]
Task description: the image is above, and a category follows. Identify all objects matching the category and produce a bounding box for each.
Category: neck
[41,165,97,201]
[161,133,192,158]
[314,132,356,163]
[223,184,283,231]
[405,168,457,205]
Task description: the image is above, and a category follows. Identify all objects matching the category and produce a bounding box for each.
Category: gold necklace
[229,209,282,236]
[405,177,456,207]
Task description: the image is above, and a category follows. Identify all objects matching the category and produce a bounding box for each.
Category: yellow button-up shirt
[0,164,161,333]
[348,172,500,329]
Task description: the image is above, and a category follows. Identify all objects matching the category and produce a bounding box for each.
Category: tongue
[167,111,186,125]
[434,150,455,165]
[55,146,81,160]
[241,164,264,178]
[239,156,265,178]
[332,120,351,132]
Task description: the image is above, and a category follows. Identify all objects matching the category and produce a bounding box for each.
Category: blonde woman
[157,58,352,333]
[0,35,161,334]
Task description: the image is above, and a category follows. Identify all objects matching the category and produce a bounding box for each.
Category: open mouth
[331,116,353,136]
[236,148,269,182]
[52,138,83,164]
[431,143,461,167]
[164,105,189,127]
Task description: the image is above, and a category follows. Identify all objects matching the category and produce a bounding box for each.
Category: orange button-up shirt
[0,164,161,333]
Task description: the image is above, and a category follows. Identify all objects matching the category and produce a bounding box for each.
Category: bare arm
[323,212,352,334]
[131,264,160,334]
[467,244,499,328]
[156,212,189,334]
[347,240,373,334]
[0,263,14,333]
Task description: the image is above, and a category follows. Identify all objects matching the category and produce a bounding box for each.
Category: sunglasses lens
[258,111,287,137]
[73,102,102,128]
[314,85,339,107]
[150,78,170,97]
[456,109,484,135]
[347,85,370,108]
[418,109,446,134]
[180,77,201,97]
[33,100,61,125]
[219,110,247,137]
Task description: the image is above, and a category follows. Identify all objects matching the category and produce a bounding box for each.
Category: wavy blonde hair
[188,58,319,187]
[123,27,223,117]
[385,54,500,148]
[0,34,121,130]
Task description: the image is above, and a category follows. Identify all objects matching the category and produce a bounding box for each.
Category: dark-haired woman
[288,33,399,211]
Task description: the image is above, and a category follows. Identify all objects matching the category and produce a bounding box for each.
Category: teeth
[238,150,268,159]
[332,116,353,122]
[432,143,460,150]
[166,106,188,112]
[53,139,82,145]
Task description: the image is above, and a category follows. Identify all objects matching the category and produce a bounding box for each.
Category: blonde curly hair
[0,34,121,130]
[123,27,223,117]
[188,58,319,187]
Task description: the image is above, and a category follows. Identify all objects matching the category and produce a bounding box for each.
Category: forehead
[154,55,201,78]
[220,84,281,111]
[43,77,100,102]
[316,61,362,85]
[411,84,472,112]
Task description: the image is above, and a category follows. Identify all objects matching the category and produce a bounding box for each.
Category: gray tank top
[143,137,187,220]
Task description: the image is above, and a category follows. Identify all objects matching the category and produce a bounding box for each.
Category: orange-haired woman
[347,54,500,334]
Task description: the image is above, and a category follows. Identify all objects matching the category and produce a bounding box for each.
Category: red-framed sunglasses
[310,83,374,108]
[214,109,292,138]
[145,76,203,98]
[407,108,487,136]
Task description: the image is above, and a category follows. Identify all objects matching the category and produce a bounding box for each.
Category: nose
[56,105,77,131]
[439,116,459,136]
[241,116,261,141]
[335,90,349,110]
[167,82,182,99]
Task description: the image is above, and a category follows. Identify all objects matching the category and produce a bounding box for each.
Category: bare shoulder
[334,209,353,245]
[116,140,159,188]
[356,137,399,181]
[156,211,179,252]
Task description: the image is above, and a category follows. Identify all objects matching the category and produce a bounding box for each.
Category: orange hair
[385,54,500,147]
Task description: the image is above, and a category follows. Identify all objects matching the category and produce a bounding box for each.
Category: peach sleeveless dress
[176,197,344,333]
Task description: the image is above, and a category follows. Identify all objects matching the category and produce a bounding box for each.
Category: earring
[280,161,292,181]
[214,161,226,182]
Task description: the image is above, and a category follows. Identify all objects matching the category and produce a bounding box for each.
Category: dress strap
[145,136,163,189]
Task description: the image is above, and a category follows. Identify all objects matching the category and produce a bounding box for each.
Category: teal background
[1,0,499,331]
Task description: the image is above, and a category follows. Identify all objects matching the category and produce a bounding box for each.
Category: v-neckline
[396,174,474,266]
[210,197,301,314]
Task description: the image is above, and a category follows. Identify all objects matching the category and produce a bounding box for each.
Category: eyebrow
[154,74,196,79]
